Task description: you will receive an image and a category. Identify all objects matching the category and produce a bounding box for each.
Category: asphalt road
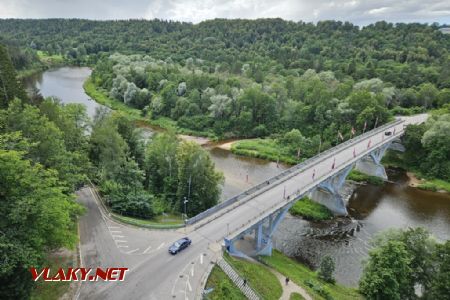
[76,114,427,300]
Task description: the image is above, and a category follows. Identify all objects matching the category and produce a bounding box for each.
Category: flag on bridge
[368,139,372,148]
[331,157,336,169]
[351,127,356,137]
[374,116,379,129]
[363,121,367,133]
[297,148,301,159]
[353,148,356,158]
[312,169,316,180]
[338,131,344,141]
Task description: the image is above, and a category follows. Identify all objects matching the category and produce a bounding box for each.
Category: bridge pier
[310,165,353,216]
[355,142,391,180]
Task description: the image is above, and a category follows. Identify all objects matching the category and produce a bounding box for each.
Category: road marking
[115,240,127,243]
[200,254,203,265]
[190,266,194,277]
[110,231,122,234]
[143,245,152,254]
[186,278,192,292]
[112,235,125,239]
[108,226,120,229]
[117,245,129,248]
[157,242,165,250]
[126,248,139,254]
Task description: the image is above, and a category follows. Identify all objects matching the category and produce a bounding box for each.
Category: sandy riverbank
[406,171,423,187]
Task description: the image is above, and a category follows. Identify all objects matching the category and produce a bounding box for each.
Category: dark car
[169,237,192,254]
[385,131,392,136]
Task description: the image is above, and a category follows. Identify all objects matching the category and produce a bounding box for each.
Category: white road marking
[186,278,192,292]
[157,242,165,250]
[112,235,125,238]
[200,254,203,265]
[115,240,127,243]
[190,266,194,277]
[126,248,139,254]
[110,231,122,234]
[117,245,129,248]
[108,226,120,229]
[143,245,153,254]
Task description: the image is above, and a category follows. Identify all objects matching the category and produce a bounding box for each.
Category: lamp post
[183,196,189,220]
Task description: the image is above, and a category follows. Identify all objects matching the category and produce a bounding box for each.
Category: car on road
[169,237,192,254]
[385,131,392,136]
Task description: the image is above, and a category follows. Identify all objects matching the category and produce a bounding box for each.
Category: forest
[0,43,223,298]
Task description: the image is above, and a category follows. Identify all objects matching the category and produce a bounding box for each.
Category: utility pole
[183,197,189,223]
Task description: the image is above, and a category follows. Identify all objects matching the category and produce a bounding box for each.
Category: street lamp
[183,196,189,222]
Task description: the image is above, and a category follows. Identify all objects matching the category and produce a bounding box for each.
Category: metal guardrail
[186,119,404,226]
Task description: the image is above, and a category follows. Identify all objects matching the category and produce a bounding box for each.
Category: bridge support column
[310,165,353,216]
[255,202,294,256]
[355,142,391,180]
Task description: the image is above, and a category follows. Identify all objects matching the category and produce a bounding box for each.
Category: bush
[289,197,333,221]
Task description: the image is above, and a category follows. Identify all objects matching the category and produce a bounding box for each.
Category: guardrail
[186,119,404,226]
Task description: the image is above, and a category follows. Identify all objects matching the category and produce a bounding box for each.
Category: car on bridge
[169,237,192,254]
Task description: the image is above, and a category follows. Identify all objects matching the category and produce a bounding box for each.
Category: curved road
[76,114,427,300]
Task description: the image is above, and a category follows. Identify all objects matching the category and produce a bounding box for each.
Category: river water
[25,67,450,287]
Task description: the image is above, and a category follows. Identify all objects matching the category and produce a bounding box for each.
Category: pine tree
[0,44,28,108]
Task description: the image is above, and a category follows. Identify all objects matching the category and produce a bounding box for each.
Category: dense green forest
[0,42,223,298]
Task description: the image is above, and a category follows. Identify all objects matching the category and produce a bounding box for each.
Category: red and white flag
[374,116,379,128]
[331,157,336,169]
[312,169,316,180]
[338,131,344,141]
[297,148,301,159]
[363,121,367,133]
[353,148,356,158]
[351,127,356,137]
[368,139,372,148]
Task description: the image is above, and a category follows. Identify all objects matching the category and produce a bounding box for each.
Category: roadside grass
[113,213,184,228]
[289,197,333,221]
[231,138,299,165]
[348,170,384,186]
[224,253,282,300]
[290,292,306,300]
[259,250,362,300]
[205,265,246,300]
[418,179,450,193]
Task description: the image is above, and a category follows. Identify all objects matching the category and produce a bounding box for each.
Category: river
[25,67,450,287]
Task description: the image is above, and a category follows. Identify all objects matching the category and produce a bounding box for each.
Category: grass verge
[290,292,306,300]
[289,197,333,221]
[112,213,184,229]
[224,253,282,300]
[231,138,299,165]
[205,265,247,300]
[259,250,362,300]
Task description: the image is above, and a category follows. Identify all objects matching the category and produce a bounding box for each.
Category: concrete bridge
[77,114,427,300]
[187,114,428,257]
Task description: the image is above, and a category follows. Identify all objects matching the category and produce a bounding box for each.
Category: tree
[318,255,335,283]
[0,44,27,108]
[427,241,450,299]
[359,240,414,300]
[0,145,83,299]
[176,141,223,216]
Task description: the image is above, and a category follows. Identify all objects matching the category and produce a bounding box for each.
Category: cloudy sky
[0,0,449,25]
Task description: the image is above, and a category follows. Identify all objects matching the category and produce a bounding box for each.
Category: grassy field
[289,197,334,221]
[231,138,300,165]
[260,250,362,300]
[37,50,65,64]
[205,266,246,300]
[224,253,282,300]
[113,213,184,229]
[290,292,306,300]
[348,169,384,186]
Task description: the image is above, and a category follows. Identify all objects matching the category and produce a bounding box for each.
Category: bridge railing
[186,118,404,225]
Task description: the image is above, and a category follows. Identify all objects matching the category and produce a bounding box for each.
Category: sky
[0,0,449,26]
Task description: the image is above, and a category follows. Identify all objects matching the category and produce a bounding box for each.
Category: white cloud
[0,0,449,25]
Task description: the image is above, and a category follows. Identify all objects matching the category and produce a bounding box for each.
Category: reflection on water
[27,67,450,287]
[207,147,288,200]
[274,169,450,287]
[24,67,104,118]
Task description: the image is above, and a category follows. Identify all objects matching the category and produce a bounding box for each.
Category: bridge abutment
[355,142,391,180]
[310,165,353,216]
